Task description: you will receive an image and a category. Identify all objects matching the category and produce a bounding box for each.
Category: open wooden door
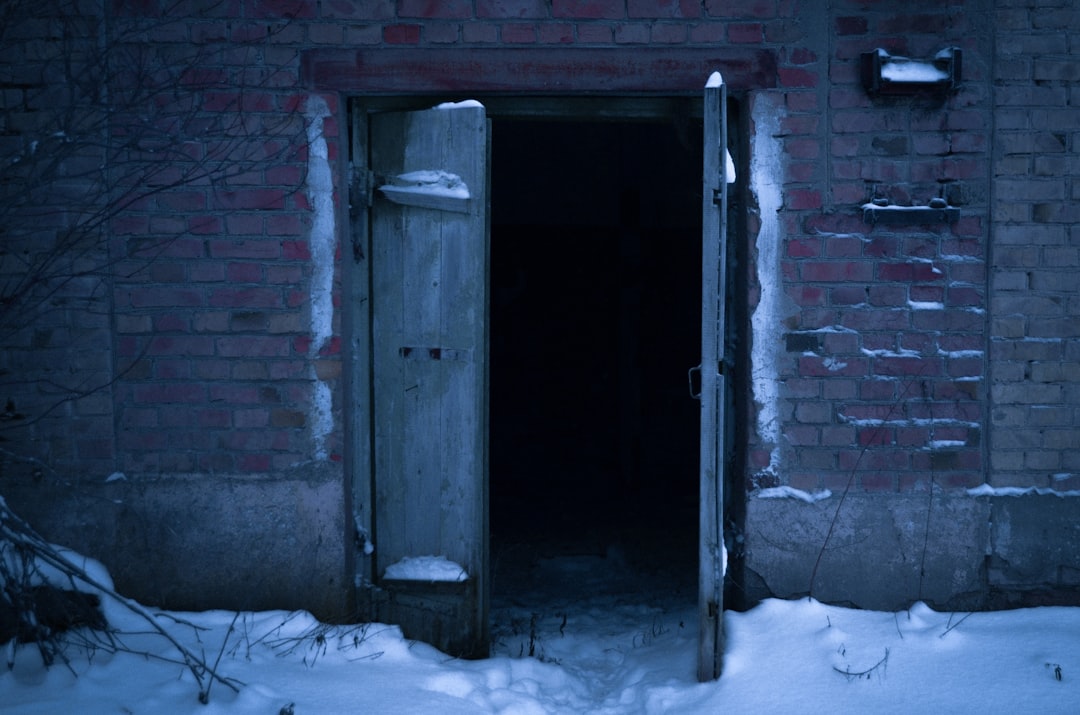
[369,101,489,658]
[698,72,730,681]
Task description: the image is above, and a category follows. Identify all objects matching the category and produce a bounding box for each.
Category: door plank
[698,72,728,682]
[370,103,489,657]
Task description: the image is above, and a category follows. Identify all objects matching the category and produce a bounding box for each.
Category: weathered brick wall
[739,1,997,609]
[2,0,350,618]
[743,2,993,499]
[2,0,1076,615]
[989,1,1080,491]
[0,3,116,481]
[104,5,344,477]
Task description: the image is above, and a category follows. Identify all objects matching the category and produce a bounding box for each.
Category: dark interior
[489,117,703,584]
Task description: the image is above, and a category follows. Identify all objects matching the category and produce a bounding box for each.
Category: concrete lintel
[302,47,777,94]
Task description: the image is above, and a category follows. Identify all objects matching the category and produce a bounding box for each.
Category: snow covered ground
[4,542,1079,714]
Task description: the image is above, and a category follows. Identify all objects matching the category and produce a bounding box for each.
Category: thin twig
[0,499,241,700]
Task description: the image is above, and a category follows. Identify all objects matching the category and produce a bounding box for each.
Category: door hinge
[349,166,375,263]
[350,166,376,208]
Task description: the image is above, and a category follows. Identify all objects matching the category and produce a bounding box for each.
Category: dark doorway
[489,117,703,591]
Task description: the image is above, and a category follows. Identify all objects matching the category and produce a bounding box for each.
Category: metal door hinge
[349,166,375,263]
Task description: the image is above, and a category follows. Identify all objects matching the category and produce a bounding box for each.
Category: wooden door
[698,73,730,681]
[369,102,489,658]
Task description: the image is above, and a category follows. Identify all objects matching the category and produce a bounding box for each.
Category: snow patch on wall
[968,484,1080,498]
[750,96,785,477]
[304,96,335,353]
[757,486,833,503]
[304,96,336,460]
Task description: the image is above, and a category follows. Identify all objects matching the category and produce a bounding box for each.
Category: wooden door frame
[345,89,743,673]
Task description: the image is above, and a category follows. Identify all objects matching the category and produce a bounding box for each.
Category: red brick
[383,24,421,44]
[119,431,168,451]
[213,188,286,210]
[266,215,302,236]
[946,285,982,307]
[787,47,816,65]
[910,285,944,303]
[503,23,538,43]
[128,287,204,308]
[787,188,822,210]
[615,23,650,43]
[785,137,820,159]
[858,426,893,446]
[238,454,273,472]
[216,336,291,357]
[688,22,725,43]
[463,22,500,42]
[227,214,264,236]
[399,0,472,18]
[553,0,625,19]
[778,67,817,88]
[148,336,214,356]
[824,235,864,258]
[575,23,612,42]
[835,16,867,35]
[788,285,825,306]
[152,361,188,381]
[877,261,944,282]
[728,23,762,43]
[478,0,549,18]
[786,162,817,182]
[840,308,910,331]
[209,239,281,259]
[538,23,574,42]
[321,0,394,19]
[650,23,686,43]
[133,383,206,404]
[203,91,276,113]
[831,285,867,305]
[628,0,699,17]
[841,449,909,473]
[189,216,223,235]
[246,0,317,19]
[306,22,344,44]
[208,287,283,309]
[798,355,869,377]
[877,13,947,34]
[225,262,264,282]
[875,356,942,377]
[425,23,460,43]
[157,191,207,211]
[705,0,774,19]
[859,473,897,492]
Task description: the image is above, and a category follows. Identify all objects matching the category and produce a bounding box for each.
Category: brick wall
[104,5,344,477]
[0,4,116,481]
[989,1,1080,491]
[2,0,1077,614]
[746,1,993,499]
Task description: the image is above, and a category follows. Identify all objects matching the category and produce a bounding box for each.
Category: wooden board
[370,103,490,658]
[698,74,728,682]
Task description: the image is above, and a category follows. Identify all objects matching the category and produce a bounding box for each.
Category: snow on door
[699,72,730,681]
[369,101,489,658]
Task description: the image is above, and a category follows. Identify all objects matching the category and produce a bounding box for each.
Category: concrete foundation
[2,465,350,621]
[743,491,1080,611]
[987,494,1080,593]
[742,492,990,611]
